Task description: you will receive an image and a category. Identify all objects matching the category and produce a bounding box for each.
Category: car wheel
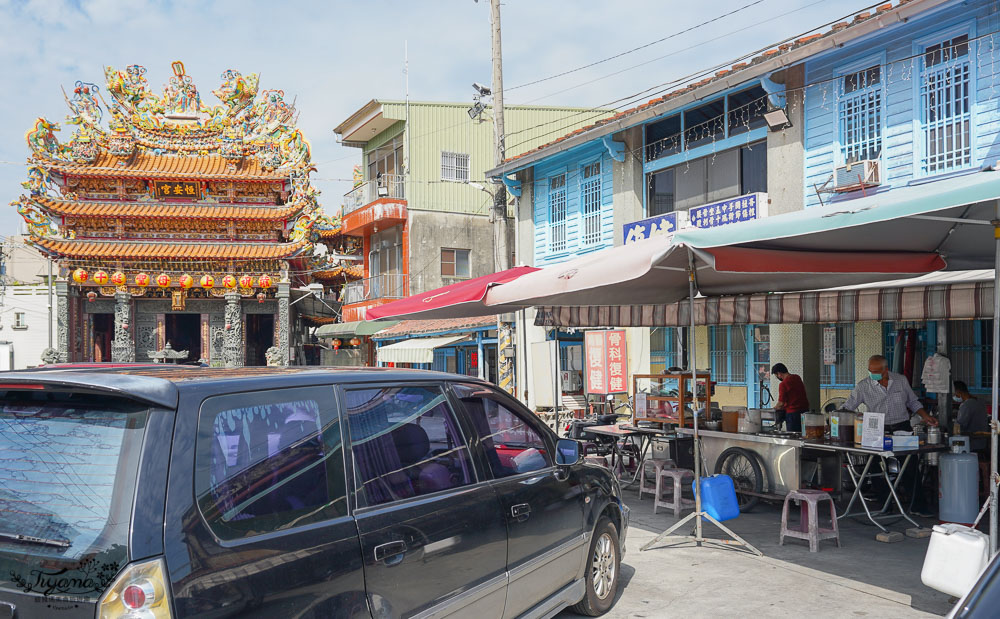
[571,517,620,616]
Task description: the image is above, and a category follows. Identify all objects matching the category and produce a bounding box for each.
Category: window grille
[581,162,601,245]
[548,174,567,252]
[920,35,972,174]
[819,323,856,387]
[441,151,470,181]
[839,66,882,163]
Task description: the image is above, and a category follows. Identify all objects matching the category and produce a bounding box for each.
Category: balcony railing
[343,273,409,305]
[344,174,406,215]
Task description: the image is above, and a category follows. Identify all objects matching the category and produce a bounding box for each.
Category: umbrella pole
[991,210,999,557]
[641,251,761,556]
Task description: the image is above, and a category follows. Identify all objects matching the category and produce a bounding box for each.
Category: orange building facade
[13,61,352,366]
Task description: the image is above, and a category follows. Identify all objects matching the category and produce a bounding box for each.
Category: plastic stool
[638,458,675,500]
[780,489,841,552]
[654,468,696,516]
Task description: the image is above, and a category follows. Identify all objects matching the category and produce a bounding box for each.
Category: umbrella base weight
[876,530,905,543]
[906,527,933,539]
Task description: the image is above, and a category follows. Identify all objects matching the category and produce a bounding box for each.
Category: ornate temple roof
[33,238,310,260]
[35,152,289,181]
[30,195,302,221]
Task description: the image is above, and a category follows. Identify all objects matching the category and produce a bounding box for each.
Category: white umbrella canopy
[485,236,946,309]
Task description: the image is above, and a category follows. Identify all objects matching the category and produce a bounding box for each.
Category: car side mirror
[555,438,582,466]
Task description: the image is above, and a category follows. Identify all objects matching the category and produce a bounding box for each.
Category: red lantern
[179,274,194,289]
[349,337,361,347]
[332,339,341,350]
[156,273,171,288]
[200,275,215,289]
[93,270,109,285]
[257,274,273,289]
[86,291,97,302]
[72,268,88,283]
[222,274,238,289]
[111,271,126,286]
[239,274,254,289]
[135,272,150,287]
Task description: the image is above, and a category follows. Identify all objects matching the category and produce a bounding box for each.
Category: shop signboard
[585,329,628,395]
[622,211,681,245]
[688,192,768,229]
[822,326,837,365]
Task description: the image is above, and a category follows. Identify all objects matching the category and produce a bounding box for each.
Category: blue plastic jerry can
[694,474,741,521]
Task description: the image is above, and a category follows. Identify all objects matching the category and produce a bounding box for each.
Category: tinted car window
[454,384,552,478]
[344,385,475,507]
[195,386,346,541]
[0,391,149,601]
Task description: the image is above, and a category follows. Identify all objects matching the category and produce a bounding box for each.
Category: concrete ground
[558,484,957,618]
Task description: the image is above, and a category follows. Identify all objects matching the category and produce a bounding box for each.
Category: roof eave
[333,99,384,138]
[486,0,950,179]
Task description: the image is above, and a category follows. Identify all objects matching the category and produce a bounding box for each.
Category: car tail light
[0,383,45,390]
[99,558,172,618]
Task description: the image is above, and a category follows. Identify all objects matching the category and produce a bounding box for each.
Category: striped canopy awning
[534,277,995,328]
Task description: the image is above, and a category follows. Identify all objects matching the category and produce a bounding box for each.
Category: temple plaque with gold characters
[154,181,198,199]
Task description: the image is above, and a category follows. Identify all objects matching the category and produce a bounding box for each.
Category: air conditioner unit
[560,370,582,392]
[834,159,881,191]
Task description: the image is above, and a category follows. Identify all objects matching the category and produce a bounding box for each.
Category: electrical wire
[504,0,768,92]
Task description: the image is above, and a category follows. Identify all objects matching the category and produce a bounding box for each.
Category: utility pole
[490,0,509,272]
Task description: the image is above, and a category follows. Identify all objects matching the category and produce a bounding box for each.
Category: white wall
[0,285,54,369]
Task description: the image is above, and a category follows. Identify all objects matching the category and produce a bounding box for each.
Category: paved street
[560,485,956,618]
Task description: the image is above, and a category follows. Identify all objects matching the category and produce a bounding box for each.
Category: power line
[504,0,768,93]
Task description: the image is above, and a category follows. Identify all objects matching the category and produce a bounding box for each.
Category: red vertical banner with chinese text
[584,330,628,395]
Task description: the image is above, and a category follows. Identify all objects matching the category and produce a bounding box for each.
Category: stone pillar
[275,283,290,367]
[223,292,244,368]
[55,281,70,363]
[111,292,135,363]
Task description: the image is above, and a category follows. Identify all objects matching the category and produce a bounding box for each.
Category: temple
[12,61,355,366]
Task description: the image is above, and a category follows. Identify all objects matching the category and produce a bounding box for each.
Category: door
[344,383,508,618]
[452,383,588,618]
[167,385,368,618]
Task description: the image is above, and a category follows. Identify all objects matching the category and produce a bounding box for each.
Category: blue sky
[0,0,883,232]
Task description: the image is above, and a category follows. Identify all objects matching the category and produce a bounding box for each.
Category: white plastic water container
[921,523,989,597]
[939,452,979,525]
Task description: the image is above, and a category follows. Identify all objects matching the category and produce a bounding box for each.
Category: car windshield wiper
[0,531,71,549]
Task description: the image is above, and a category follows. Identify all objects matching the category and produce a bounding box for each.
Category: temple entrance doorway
[246,314,274,366]
[92,314,113,362]
[165,314,201,363]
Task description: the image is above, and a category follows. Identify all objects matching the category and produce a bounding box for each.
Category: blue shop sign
[688,192,768,229]
[623,212,679,245]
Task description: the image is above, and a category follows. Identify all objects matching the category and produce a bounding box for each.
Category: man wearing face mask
[844,354,939,431]
[844,355,938,516]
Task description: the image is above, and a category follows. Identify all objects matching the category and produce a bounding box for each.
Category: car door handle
[373,540,407,564]
[511,503,531,521]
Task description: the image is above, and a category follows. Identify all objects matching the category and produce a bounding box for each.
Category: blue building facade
[804,0,1000,207]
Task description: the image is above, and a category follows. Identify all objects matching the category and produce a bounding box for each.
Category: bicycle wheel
[714,447,763,512]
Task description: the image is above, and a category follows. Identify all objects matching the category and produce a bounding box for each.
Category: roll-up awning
[315,320,400,338]
[376,336,470,364]
[534,272,994,328]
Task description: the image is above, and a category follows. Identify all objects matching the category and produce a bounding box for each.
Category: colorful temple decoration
[12,61,359,366]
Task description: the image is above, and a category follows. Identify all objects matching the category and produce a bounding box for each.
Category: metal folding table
[805,442,947,531]
[583,424,661,485]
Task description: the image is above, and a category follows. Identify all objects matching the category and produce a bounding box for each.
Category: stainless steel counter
[676,428,804,495]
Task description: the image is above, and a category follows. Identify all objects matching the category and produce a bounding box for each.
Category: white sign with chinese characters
[823,326,837,365]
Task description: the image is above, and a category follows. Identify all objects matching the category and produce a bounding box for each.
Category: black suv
[0,367,628,618]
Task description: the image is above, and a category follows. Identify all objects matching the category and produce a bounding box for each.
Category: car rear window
[0,390,151,600]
